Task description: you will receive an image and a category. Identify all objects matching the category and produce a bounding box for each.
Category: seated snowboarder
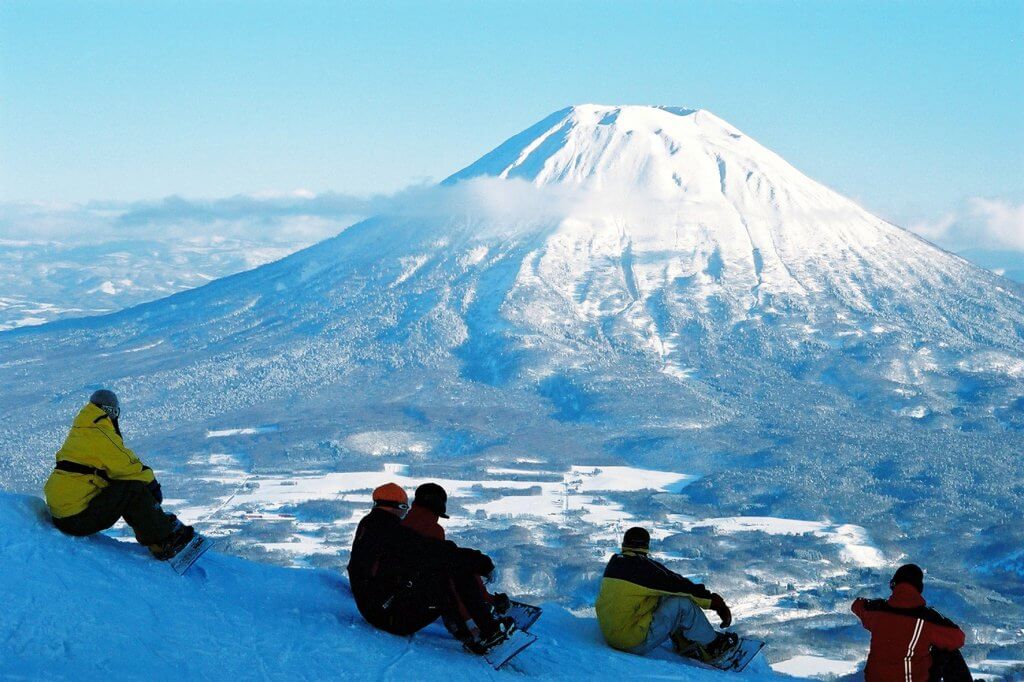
[852,564,970,682]
[401,482,512,642]
[347,483,515,653]
[596,527,739,662]
[43,390,194,560]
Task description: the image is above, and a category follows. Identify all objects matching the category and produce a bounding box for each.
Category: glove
[457,548,494,577]
[710,593,732,628]
[147,479,163,504]
[491,592,511,614]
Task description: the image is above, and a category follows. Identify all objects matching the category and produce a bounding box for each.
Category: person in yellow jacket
[596,527,739,662]
[44,389,194,560]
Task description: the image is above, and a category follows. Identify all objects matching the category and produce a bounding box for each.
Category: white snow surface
[771,655,859,678]
[0,492,786,680]
[673,517,885,568]
[176,463,707,556]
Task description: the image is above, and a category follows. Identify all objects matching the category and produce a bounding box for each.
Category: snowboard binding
[671,631,764,672]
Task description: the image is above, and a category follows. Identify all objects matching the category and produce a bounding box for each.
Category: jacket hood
[888,582,926,608]
[74,402,111,427]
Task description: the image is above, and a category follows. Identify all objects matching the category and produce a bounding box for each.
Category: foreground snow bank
[0,493,787,680]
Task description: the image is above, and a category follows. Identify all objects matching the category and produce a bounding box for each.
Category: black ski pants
[929,648,972,682]
[52,480,178,546]
[374,568,498,638]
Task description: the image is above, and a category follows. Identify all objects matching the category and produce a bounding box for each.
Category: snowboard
[505,600,542,632]
[483,628,537,670]
[676,636,765,673]
[169,533,214,576]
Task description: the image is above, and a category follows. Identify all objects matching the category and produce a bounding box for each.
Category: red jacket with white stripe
[852,584,966,682]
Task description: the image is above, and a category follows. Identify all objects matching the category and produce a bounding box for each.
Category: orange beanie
[372,482,409,509]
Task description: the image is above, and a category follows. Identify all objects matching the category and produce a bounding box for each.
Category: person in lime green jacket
[596,527,738,662]
[43,390,194,560]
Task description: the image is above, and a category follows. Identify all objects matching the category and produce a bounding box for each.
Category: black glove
[147,479,163,504]
[709,593,732,628]
[491,592,511,614]
[456,548,494,577]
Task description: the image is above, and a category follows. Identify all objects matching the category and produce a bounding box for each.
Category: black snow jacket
[346,508,488,629]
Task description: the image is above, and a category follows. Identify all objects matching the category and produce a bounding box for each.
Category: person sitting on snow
[596,527,739,662]
[347,482,515,653]
[852,564,970,681]
[43,390,195,560]
[401,482,512,643]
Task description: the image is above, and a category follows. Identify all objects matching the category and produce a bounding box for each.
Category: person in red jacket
[401,483,511,643]
[852,564,971,681]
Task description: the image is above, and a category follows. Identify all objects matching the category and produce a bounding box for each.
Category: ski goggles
[374,500,410,512]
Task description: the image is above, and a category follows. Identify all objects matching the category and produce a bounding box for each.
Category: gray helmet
[89,389,120,420]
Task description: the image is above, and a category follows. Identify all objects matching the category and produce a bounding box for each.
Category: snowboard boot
[463,616,516,655]
[491,592,511,615]
[149,523,196,560]
[672,631,739,663]
[443,611,478,645]
[698,632,740,663]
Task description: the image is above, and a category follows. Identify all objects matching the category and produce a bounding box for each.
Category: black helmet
[622,526,651,552]
[413,482,449,519]
[89,389,120,420]
[890,563,925,594]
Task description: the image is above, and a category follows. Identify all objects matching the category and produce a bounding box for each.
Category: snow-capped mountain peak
[446,104,837,209]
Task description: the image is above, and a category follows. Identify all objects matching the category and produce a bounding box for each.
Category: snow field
[180,458,884,572]
[179,463,699,555]
[770,655,859,678]
[665,517,885,569]
[0,491,787,680]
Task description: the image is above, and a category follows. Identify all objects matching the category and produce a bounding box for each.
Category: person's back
[347,482,513,652]
[852,564,967,682]
[347,484,446,629]
[400,483,510,642]
[45,400,157,519]
[596,527,733,660]
[597,548,714,649]
[348,506,411,621]
[43,390,193,561]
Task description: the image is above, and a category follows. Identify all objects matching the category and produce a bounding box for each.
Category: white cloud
[11,182,1021,259]
[0,178,686,247]
[907,197,1024,252]
[969,198,1024,251]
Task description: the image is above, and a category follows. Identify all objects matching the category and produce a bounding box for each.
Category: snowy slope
[0,105,1022,671]
[0,492,785,680]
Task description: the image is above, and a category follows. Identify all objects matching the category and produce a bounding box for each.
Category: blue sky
[1,0,1021,231]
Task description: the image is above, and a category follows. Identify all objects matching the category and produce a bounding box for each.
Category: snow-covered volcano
[446,105,1018,346]
[1,105,1022,669]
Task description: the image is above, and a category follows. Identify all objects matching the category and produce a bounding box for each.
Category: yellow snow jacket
[595,549,714,650]
[43,403,156,518]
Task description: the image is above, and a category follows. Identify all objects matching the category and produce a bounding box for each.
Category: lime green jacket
[44,403,155,518]
[595,549,714,650]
